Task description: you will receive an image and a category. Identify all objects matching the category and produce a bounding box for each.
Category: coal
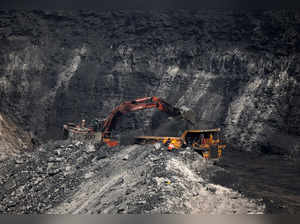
[0,140,265,214]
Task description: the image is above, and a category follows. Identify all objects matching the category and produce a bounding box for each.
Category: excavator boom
[100,96,181,145]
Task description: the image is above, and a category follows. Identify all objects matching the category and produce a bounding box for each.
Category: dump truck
[135,128,226,159]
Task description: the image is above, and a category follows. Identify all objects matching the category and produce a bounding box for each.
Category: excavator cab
[91,119,101,132]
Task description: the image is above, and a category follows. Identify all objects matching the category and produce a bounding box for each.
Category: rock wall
[0,112,33,161]
[0,10,300,154]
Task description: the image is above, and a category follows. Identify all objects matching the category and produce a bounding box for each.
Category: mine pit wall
[0,112,33,161]
[0,11,300,154]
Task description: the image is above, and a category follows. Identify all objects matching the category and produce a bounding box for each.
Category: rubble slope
[0,140,264,214]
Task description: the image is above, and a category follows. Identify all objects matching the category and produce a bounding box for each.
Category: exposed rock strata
[0,10,299,154]
[0,112,32,161]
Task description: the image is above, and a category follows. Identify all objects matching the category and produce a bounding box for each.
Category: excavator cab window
[91,119,102,132]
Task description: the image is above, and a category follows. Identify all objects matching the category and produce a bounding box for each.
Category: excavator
[63,96,183,146]
[98,96,184,146]
[63,96,226,158]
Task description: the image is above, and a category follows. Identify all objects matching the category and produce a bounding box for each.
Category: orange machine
[63,96,182,146]
[100,96,181,146]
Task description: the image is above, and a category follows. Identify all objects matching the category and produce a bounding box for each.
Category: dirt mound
[0,140,264,214]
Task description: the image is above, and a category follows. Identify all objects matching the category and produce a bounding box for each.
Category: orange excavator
[101,96,182,146]
[63,96,183,147]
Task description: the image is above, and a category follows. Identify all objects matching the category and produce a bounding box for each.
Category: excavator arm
[101,96,181,146]
[63,96,184,147]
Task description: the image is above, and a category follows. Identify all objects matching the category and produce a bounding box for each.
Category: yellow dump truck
[135,128,226,159]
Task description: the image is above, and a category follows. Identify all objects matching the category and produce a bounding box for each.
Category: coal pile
[0,139,118,213]
[0,139,265,214]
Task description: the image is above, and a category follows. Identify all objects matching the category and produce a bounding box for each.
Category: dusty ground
[0,140,264,214]
[211,149,300,214]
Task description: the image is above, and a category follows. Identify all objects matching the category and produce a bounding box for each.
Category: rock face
[0,140,265,214]
[0,112,33,161]
[1,10,300,155]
